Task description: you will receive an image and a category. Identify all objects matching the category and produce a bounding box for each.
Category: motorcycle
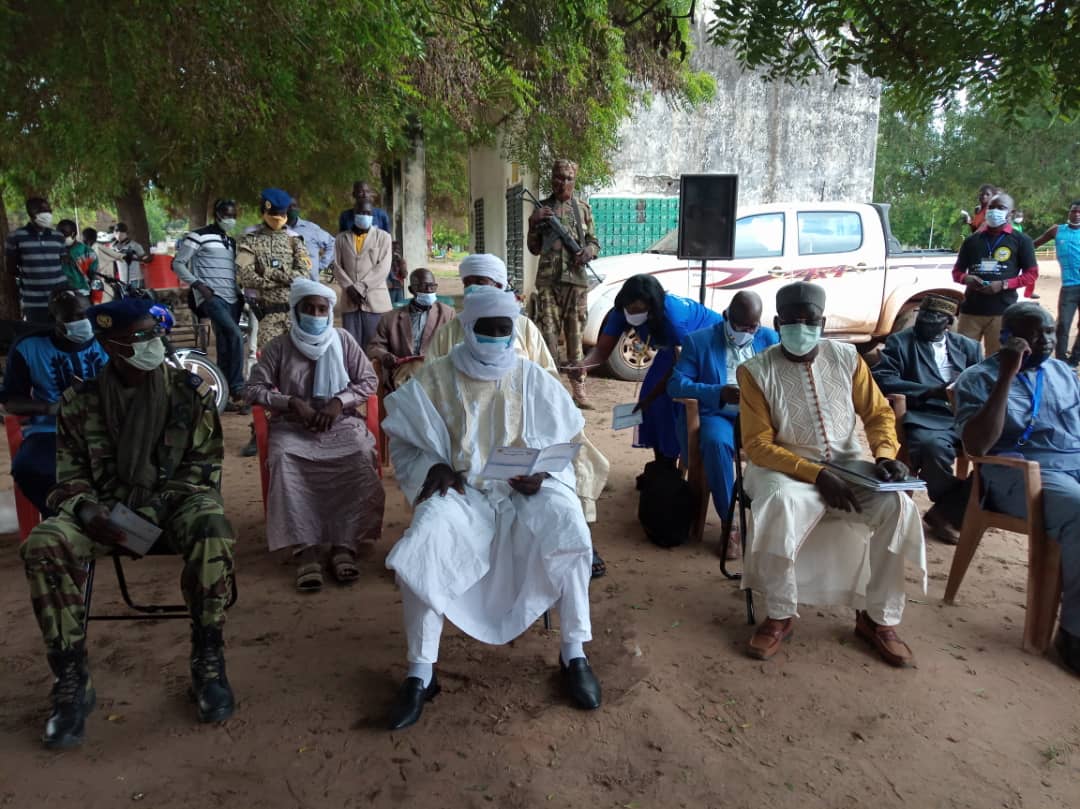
[108,280,230,414]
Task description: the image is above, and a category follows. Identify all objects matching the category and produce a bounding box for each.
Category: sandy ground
[0,263,1078,809]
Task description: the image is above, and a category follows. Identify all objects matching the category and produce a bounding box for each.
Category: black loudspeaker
[677,174,738,260]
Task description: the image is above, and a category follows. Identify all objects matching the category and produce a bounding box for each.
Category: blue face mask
[779,323,822,357]
[298,313,331,336]
[414,291,438,308]
[63,318,94,344]
[476,334,513,349]
[353,214,373,231]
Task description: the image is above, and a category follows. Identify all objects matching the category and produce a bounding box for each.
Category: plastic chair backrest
[4,415,42,540]
[253,394,382,510]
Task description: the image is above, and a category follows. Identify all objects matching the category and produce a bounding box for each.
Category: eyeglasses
[110,327,161,345]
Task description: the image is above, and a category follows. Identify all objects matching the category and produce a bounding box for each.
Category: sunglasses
[109,327,161,345]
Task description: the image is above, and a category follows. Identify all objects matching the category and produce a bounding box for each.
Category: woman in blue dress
[576,274,722,462]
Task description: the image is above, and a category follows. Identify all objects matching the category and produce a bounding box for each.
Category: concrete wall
[602,12,881,204]
[467,135,538,293]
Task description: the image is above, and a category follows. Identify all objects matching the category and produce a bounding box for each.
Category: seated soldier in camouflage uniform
[20,299,237,750]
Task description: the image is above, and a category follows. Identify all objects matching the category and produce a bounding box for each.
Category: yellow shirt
[736,354,898,484]
[354,232,367,254]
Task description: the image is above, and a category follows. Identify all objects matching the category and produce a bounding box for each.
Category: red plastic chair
[4,415,42,540]
[252,394,382,512]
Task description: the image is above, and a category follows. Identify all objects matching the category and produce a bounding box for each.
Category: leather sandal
[747,617,794,660]
[330,549,360,584]
[855,611,914,667]
[295,561,323,593]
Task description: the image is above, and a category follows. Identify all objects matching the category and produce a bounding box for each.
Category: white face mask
[63,236,75,247]
[985,208,1009,228]
[624,309,648,327]
[33,212,53,229]
[724,318,755,348]
[218,217,237,232]
[414,291,438,308]
[121,337,166,371]
[63,318,94,343]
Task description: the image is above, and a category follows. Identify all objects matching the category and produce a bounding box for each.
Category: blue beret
[260,187,292,213]
[87,298,156,333]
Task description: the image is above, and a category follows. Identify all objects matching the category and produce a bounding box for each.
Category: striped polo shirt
[171,224,238,305]
[4,224,67,316]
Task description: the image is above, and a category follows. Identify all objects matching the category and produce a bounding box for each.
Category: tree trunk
[115,180,151,249]
[0,189,20,321]
[187,189,210,229]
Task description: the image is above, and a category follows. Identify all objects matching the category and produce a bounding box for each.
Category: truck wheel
[605,329,656,382]
[891,304,919,334]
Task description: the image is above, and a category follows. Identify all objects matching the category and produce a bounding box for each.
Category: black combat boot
[190,625,235,723]
[43,645,96,750]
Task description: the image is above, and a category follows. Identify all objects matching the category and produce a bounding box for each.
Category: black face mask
[913,315,949,342]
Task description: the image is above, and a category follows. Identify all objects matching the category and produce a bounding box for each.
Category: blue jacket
[667,319,779,417]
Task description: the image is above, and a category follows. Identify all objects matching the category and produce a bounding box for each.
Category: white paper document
[108,503,163,556]
[611,402,644,431]
[481,443,582,479]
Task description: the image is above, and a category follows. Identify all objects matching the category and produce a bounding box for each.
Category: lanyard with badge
[1014,367,1044,447]
[979,232,1007,277]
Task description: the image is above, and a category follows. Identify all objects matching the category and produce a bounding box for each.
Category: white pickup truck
[583,201,963,380]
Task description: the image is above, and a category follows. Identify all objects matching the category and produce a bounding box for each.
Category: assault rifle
[523,188,603,286]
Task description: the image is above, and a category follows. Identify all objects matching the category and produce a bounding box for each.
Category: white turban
[458,253,508,288]
[287,278,348,399]
[289,277,337,310]
[450,285,521,381]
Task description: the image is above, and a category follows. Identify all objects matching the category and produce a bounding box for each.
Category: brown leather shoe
[747,617,794,660]
[855,611,915,667]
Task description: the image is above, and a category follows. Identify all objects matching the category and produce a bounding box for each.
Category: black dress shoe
[387,674,440,730]
[1056,628,1080,677]
[560,657,601,710]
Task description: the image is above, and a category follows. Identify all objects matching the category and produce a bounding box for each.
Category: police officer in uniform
[20,298,237,749]
[527,159,601,409]
[236,187,312,350]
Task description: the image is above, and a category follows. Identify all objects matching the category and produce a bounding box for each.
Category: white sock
[407,662,433,687]
[560,642,585,666]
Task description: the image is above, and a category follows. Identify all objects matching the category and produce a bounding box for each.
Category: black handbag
[635,459,695,548]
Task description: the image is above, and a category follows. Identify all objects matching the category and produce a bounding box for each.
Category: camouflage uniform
[21,366,235,653]
[527,194,601,364]
[236,225,311,349]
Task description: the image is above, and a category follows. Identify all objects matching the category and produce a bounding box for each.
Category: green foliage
[874,90,1080,249]
[708,1,1080,116]
[432,223,469,249]
[0,0,712,226]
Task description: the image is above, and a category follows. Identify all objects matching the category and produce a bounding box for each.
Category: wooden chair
[674,397,712,547]
[943,454,1061,654]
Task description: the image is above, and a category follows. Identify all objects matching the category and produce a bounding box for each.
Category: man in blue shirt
[954,302,1080,677]
[286,200,335,281]
[1033,200,1080,365]
[668,291,779,557]
[337,180,392,235]
[1,288,107,515]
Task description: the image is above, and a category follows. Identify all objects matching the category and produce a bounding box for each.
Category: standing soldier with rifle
[527,159,601,409]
